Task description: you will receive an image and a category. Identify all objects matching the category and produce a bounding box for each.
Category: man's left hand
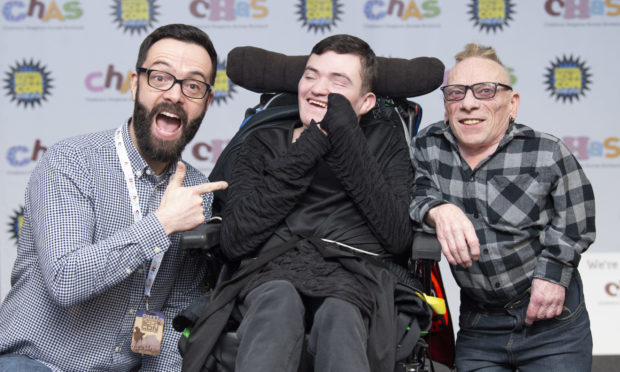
[525,278,566,326]
[320,93,357,133]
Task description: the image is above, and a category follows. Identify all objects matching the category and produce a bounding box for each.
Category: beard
[131,89,207,164]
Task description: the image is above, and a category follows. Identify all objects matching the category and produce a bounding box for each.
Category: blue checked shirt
[409,121,595,304]
[0,121,211,371]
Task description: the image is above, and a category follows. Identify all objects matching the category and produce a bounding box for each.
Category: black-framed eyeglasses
[136,67,212,99]
[440,82,513,101]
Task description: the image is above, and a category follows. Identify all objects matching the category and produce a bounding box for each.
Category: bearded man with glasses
[0,24,227,372]
[409,43,595,372]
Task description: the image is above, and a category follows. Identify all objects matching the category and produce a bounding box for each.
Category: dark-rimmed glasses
[441,82,512,101]
[136,67,212,99]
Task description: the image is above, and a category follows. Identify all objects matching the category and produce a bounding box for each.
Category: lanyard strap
[115,126,164,300]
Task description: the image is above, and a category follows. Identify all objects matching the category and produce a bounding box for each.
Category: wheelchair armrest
[411,232,442,262]
[180,218,221,251]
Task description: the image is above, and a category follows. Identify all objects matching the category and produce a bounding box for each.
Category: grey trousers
[235,280,370,372]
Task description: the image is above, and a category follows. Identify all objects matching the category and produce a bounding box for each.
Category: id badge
[131,309,165,356]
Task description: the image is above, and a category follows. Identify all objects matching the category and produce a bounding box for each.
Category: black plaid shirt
[409,121,596,304]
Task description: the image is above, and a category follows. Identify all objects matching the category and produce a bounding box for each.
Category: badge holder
[131,305,165,356]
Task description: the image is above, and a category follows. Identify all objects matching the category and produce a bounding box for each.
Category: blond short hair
[454,43,505,67]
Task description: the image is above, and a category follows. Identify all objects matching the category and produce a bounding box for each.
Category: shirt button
[154,247,161,254]
[138,268,144,274]
[146,169,152,175]
[129,309,135,315]
[115,346,121,353]
[135,170,142,177]
[125,268,132,275]
[483,249,489,254]
[495,282,500,288]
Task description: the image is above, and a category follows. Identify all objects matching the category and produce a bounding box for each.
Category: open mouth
[308,99,327,108]
[155,111,183,139]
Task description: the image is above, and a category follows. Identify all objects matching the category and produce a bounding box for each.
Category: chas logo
[85,64,132,94]
[563,136,620,161]
[189,0,268,20]
[8,206,24,244]
[545,0,620,18]
[544,55,592,103]
[468,0,516,32]
[3,59,53,108]
[2,0,82,22]
[605,281,620,297]
[297,0,343,33]
[191,138,230,167]
[6,139,47,167]
[111,0,159,35]
[364,0,440,20]
[212,60,237,105]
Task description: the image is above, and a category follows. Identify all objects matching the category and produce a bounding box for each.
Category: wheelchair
[174,46,455,372]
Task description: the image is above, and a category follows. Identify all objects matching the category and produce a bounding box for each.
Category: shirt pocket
[485,172,553,230]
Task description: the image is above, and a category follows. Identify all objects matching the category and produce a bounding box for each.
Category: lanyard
[115,126,164,305]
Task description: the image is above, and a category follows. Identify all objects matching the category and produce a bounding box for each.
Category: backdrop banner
[1,0,618,355]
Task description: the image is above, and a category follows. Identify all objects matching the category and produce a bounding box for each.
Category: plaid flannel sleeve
[409,135,448,232]
[534,141,596,287]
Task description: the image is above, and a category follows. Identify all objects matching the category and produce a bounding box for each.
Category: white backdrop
[1,0,619,355]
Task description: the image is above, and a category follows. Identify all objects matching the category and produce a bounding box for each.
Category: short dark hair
[135,24,217,84]
[310,34,377,94]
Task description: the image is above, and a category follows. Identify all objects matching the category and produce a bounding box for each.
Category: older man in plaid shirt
[409,43,595,372]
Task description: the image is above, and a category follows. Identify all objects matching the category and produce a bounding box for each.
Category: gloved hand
[319,93,358,134]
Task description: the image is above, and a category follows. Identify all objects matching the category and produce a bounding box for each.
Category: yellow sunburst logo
[9,206,24,244]
[297,0,343,33]
[468,0,516,33]
[111,0,160,35]
[4,60,53,108]
[545,55,592,103]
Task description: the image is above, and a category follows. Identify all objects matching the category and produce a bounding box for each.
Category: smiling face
[129,38,214,171]
[444,57,519,158]
[297,51,375,127]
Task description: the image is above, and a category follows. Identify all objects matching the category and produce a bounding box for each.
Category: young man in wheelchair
[182,34,419,372]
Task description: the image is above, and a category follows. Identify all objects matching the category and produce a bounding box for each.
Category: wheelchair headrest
[226,46,445,98]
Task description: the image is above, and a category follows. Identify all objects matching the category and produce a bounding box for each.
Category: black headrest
[226,46,445,98]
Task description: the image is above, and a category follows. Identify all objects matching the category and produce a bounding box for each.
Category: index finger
[191,181,229,195]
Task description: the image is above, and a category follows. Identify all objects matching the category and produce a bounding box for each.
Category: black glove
[319,93,358,134]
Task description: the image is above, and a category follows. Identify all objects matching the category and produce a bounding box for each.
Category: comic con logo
[544,55,592,103]
[468,0,516,32]
[212,60,237,105]
[3,60,53,108]
[111,0,159,35]
[8,206,24,244]
[297,0,343,33]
